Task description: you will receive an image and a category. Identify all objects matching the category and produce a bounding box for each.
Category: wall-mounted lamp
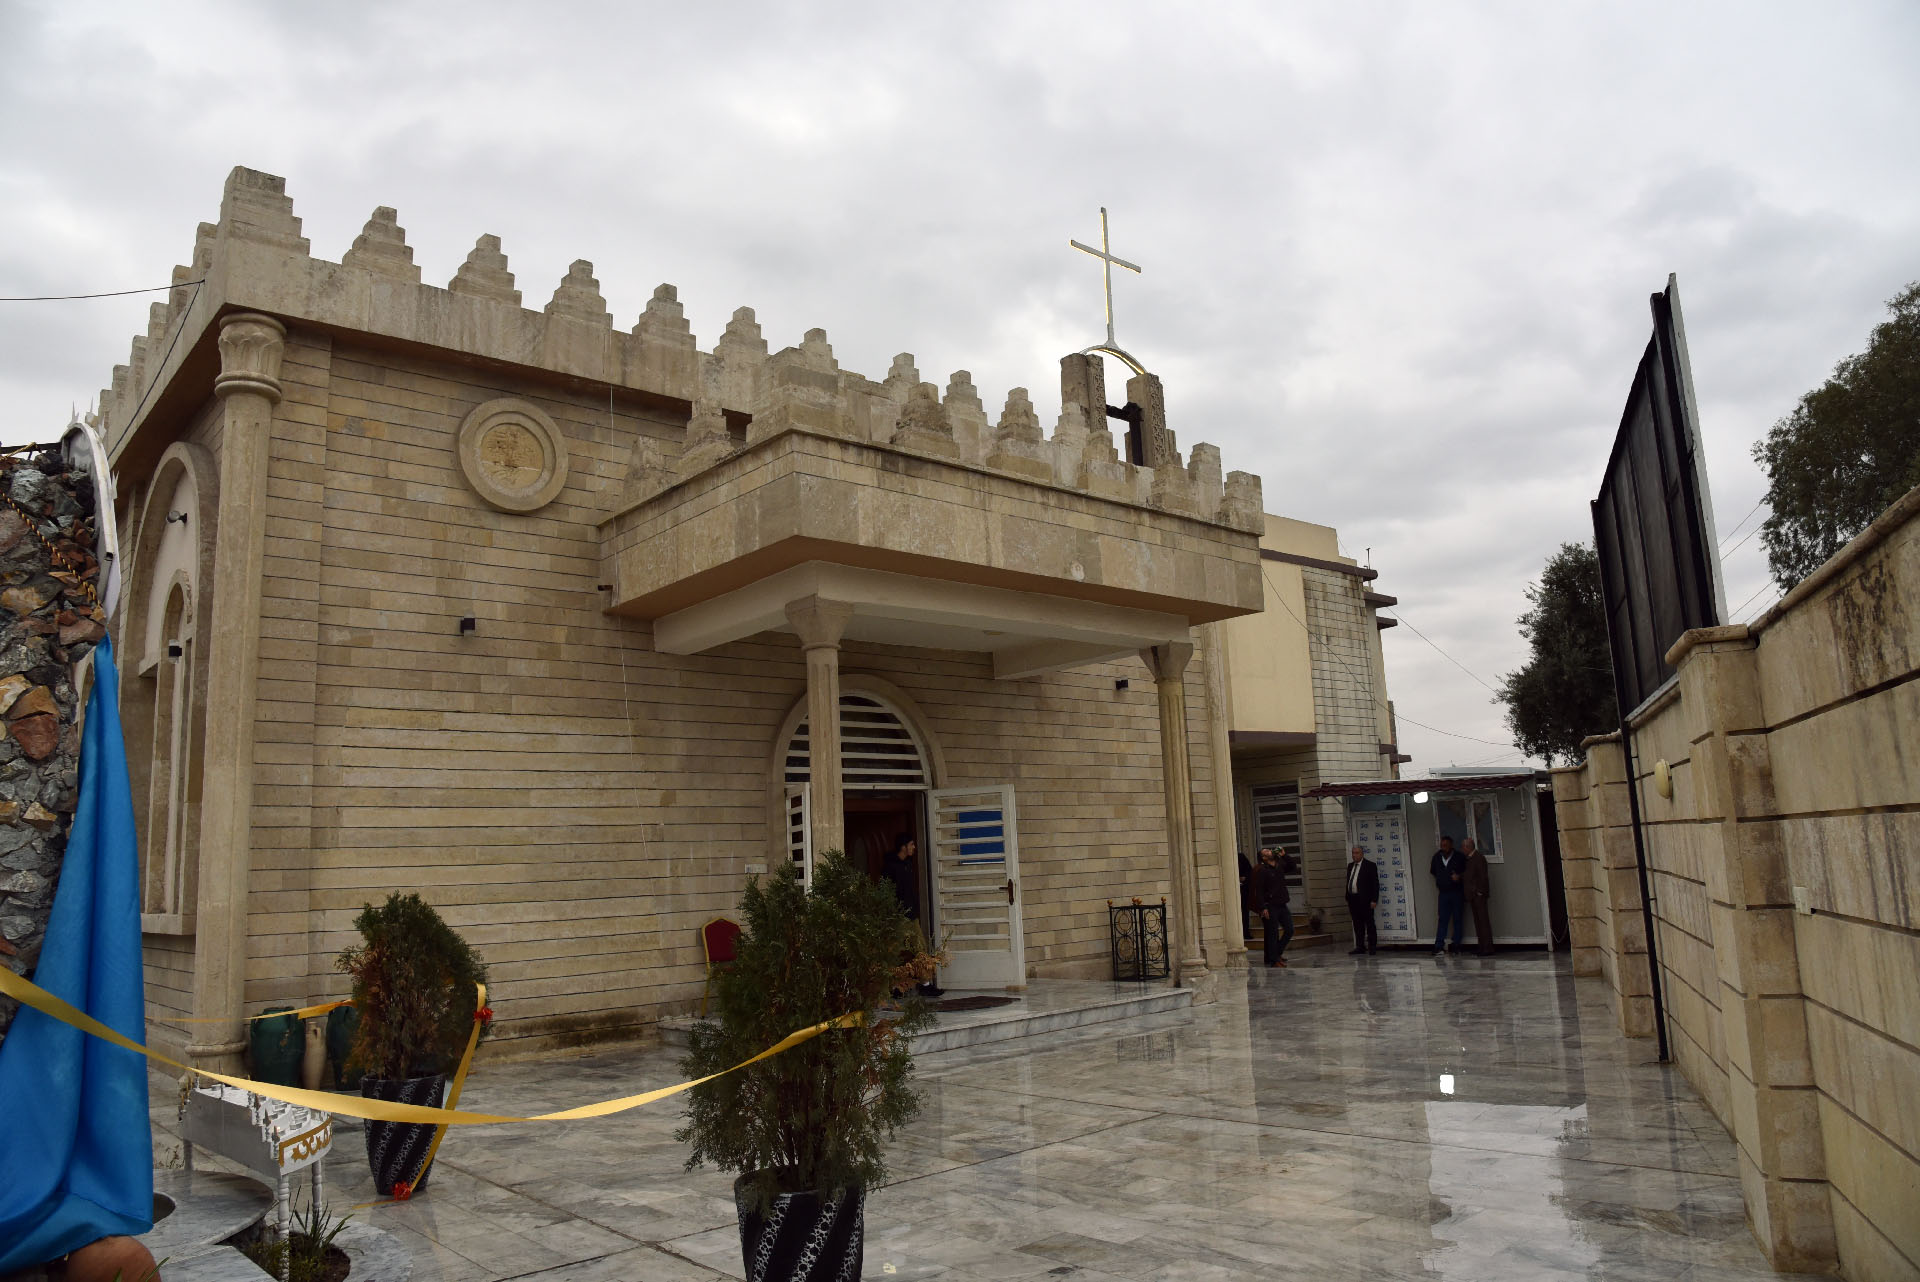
[166,510,188,525]
[166,641,183,660]
[1412,791,1430,804]
[458,617,477,636]
[1114,678,1130,691]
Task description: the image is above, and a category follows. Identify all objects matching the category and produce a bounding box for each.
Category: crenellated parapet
[95,166,1263,534]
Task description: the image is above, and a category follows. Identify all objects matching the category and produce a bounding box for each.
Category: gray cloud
[3,0,1916,773]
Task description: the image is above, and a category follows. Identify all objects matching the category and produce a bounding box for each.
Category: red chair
[701,917,742,1016]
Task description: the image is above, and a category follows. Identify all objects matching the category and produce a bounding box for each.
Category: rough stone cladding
[208,337,1231,1051]
[1549,483,1920,1278]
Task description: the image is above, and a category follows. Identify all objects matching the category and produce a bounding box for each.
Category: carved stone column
[187,312,284,1073]
[786,596,854,860]
[1142,640,1211,993]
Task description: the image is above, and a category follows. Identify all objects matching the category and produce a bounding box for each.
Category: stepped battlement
[98,167,1261,532]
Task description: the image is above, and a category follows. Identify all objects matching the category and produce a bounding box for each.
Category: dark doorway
[845,790,930,937]
[1538,787,1570,951]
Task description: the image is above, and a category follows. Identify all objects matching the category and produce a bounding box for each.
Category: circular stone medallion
[456,398,570,513]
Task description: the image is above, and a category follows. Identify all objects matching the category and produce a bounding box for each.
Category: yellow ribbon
[408,982,485,1187]
[160,999,352,1025]
[0,966,861,1126]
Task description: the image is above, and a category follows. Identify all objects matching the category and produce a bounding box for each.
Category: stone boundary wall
[1551,482,1920,1279]
[0,445,106,1041]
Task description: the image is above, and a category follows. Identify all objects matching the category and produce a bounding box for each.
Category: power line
[1717,497,1767,550]
[110,280,203,431]
[1732,577,1781,621]
[1720,519,1766,561]
[0,279,203,302]
[1258,565,1529,755]
[1380,607,1501,694]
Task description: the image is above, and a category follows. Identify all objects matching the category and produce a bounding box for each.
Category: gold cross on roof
[1069,207,1142,350]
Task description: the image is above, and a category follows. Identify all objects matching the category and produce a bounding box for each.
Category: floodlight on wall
[166,510,188,525]
[166,641,183,660]
[1412,791,1430,804]
[458,617,477,635]
[1114,678,1130,691]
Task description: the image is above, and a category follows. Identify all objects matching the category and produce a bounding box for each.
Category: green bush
[334,893,488,1080]
[677,850,936,1207]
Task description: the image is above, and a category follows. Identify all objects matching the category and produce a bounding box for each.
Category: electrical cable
[1719,520,1765,560]
[0,279,204,302]
[1379,607,1500,693]
[106,280,203,434]
[1259,564,1528,755]
[1716,497,1767,550]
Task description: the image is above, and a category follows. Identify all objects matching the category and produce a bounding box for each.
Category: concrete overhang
[601,429,1263,677]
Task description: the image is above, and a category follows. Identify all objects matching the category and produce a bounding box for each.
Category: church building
[96,169,1292,1069]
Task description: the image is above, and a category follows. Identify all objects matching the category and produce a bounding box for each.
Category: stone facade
[1217,519,1399,936]
[0,445,106,1040]
[93,168,1268,1067]
[1551,482,1920,1278]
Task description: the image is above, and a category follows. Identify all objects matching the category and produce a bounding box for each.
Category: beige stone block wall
[1548,484,1920,1278]
[135,335,1235,1051]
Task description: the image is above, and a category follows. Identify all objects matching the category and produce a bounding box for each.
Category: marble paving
[152,952,1830,1281]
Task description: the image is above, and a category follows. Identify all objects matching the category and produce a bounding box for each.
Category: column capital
[214,312,286,403]
[786,596,854,651]
[1139,639,1194,683]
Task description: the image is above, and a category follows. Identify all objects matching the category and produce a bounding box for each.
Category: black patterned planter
[361,1073,446,1195]
[734,1176,865,1282]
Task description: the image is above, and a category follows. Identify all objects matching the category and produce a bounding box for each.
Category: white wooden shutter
[927,785,1024,988]
[784,783,812,887]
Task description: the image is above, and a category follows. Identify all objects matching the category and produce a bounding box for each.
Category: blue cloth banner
[0,635,153,1269]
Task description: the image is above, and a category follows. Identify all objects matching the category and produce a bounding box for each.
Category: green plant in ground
[677,850,936,1209]
[239,1200,350,1282]
[335,892,488,1080]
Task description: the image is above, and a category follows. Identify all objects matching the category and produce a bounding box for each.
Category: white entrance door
[927,786,1025,988]
[1349,810,1417,941]
[784,783,813,887]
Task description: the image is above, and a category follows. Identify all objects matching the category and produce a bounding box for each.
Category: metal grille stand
[1108,899,1170,982]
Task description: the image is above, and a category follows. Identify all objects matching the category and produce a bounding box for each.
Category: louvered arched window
[783,692,930,789]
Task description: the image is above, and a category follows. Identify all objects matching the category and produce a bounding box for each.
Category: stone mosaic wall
[0,443,106,1040]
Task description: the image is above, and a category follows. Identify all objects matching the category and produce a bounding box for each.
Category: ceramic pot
[300,1019,328,1091]
[325,1005,362,1089]
[361,1073,446,1194]
[248,1007,302,1086]
[734,1176,864,1282]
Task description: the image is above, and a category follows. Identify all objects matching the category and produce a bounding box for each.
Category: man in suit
[1431,835,1466,955]
[1345,844,1379,955]
[1463,837,1494,956]
[1251,846,1295,968]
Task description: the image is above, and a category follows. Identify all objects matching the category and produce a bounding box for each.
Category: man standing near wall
[1252,847,1294,968]
[1431,836,1466,955]
[1462,838,1494,956]
[1345,845,1379,955]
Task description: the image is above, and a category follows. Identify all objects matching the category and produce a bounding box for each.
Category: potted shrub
[678,850,937,1282]
[335,892,488,1195]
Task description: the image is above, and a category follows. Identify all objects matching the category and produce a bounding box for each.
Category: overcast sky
[3,1,1916,775]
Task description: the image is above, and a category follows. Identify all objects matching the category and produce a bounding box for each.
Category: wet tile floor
[153,951,1831,1280]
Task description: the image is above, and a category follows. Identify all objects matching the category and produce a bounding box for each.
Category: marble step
[659,985,1194,1056]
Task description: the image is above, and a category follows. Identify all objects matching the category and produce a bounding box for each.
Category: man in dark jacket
[1345,845,1379,955]
[1251,846,1295,968]
[1463,838,1494,956]
[1431,836,1466,955]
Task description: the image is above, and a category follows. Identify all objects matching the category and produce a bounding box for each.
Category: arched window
[121,443,215,935]
[782,692,931,789]
[142,583,200,918]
